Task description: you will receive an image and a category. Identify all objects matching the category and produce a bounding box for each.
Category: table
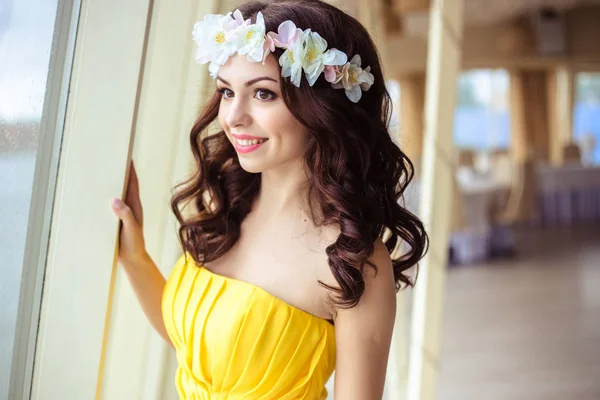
[404,170,510,265]
[533,164,600,227]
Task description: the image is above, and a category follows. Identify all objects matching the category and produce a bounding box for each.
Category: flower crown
[192,9,375,103]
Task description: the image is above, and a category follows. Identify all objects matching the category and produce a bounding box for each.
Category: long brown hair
[171,0,428,308]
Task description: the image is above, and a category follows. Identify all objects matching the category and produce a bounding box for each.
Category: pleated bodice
[162,253,336,399]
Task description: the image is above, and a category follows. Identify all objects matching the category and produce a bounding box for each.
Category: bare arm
[333,239,397,399]
[111,160,172,346]
[121,253,172,346]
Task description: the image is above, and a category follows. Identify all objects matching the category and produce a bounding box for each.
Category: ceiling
[463,0,600,24]
[384,0,600,38]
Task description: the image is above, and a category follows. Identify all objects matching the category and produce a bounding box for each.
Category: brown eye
[255,89,276,101]
[218,88,233,99]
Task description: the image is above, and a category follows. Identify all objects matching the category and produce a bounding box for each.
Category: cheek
[217,106,227,130]
[291,132,310,156]
[277,119,309,155]
[265,107,303,136]
[217,107,232,140]
[284,115,309,149]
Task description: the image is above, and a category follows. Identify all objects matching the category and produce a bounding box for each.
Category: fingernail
[112,198,124,209]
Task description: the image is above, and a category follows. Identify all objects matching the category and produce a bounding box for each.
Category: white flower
[330,55,374,103]
[191,10,377,97]
[278,29,307,87]
[192,12,238,77]
[301,31,347,86]
[233,11,267,63]
[208,61,221,78]
[227,9,249,31]
[268,21,304,86]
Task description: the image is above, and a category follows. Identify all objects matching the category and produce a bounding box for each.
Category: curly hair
[171,0,428,308]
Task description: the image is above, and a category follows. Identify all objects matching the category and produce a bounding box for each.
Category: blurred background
[1,0,599,399]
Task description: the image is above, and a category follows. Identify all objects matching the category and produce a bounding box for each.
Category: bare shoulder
[344,237,396,308]
[316,232,396,316]
[317,230,394,285]
[366,238,395,283]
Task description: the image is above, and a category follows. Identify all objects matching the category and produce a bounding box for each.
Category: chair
[490,148,509,157]
[490,151,513,188]
[490,159,538,255]
[457,149,475,169]
[562,142,582,165]
[450,177,466,231]
[495,159,537,224]
[449,176,491,264]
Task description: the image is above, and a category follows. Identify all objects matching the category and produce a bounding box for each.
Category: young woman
[111,1,427,398]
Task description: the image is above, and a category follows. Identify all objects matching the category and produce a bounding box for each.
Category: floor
[437,226,600,400]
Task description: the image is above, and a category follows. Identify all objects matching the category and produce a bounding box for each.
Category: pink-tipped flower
[267,20,301,49]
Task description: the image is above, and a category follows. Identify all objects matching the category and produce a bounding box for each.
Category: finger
[128,166,144,229]
[111,198,139,230]
[130,162,139,195]
[117,219,123,248]
[132,203,144,231]
[131,160,138,182]
[124,166,139,203]
[122,162,142,220]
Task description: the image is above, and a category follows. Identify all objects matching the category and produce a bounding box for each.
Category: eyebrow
[216,76,279,87]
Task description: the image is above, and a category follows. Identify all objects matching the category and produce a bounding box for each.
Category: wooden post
[398,73,427,177]
[407,0,464,399]
[548,66,575,165]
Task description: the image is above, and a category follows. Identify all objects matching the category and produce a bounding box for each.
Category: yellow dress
[162,253,336,399]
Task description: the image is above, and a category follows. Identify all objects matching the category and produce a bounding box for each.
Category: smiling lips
[232,134,269,153]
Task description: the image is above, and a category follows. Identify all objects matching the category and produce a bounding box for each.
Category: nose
[224,97,252,128]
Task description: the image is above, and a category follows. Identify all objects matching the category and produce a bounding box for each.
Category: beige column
[382,78,427,400]
[407,0,464,399]
[398,73,427,176]
[510,69,551,162]
[356,0,390,72]
[510,70,528,162]
[548,66,575,165]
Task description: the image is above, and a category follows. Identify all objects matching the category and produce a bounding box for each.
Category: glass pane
[573,72,600,165]
[0,0,60,397]
[454,69,510,150]
[386,79,402,141]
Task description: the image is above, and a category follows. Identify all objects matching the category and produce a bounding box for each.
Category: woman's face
[216,54,310,174]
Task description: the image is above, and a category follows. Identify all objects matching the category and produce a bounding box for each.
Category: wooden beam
[383,0,403,35]
[386,7,600,74]
[394,0,431,14]
[386,19,535,72]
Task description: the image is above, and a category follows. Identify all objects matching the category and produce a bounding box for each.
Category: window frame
[8,0,81,398]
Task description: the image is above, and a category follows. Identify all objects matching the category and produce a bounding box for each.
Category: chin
[237,158,265,174]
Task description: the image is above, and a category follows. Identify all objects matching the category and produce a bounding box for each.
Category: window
[453,69,510,150]
[573,72,600,165]
[3,0,184,398]
[386,79,401,131]
[0,0,59,397]
[386,79,401,146]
